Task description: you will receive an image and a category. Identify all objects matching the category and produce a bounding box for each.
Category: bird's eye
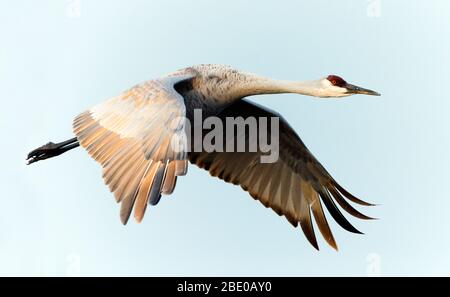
[327,75,347,87]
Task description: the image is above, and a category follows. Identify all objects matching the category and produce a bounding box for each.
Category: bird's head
[319,75,380,98]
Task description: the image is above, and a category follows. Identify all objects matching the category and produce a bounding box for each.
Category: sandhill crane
[27,64,380,250]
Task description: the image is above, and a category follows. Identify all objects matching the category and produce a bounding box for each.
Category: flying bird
[27,64,380,250]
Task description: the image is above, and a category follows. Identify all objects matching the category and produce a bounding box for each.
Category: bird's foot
[26,142,62,165]
[26,138,79,165]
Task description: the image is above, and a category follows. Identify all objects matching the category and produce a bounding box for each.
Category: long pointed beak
[345,83,380,96]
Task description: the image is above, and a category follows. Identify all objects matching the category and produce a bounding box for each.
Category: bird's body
[170,64,287,116]
[27,64,380,250]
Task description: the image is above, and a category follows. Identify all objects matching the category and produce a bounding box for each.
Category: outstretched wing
[73,74,193,224]
[189,99,374,250]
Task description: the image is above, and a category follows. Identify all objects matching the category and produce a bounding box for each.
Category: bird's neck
[230,73,325,99]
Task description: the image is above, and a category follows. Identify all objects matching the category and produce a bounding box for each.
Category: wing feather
[73,74,194,224]
[188,99,374,250]
[161,161,177,195]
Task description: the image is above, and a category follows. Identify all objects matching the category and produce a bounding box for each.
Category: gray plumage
[27,64,380,250]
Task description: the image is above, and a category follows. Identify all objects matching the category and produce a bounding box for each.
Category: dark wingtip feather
[300,222,319,251]
[299,216,319,250]
[149,194,162,206]
[319,189,363,234]
[334,182,375,206]
[328,187,375,220]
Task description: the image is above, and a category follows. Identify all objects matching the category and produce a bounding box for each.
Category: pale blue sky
[1,0,450,276]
